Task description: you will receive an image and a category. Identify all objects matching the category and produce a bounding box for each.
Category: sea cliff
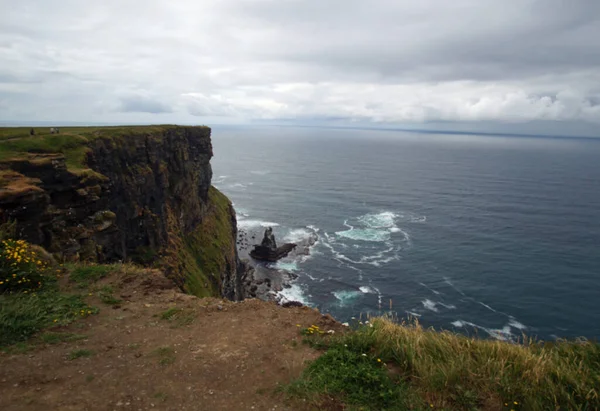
[0,126,245,299]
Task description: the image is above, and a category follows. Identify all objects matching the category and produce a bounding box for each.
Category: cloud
[119,96,172,114]
[0,0,599,134]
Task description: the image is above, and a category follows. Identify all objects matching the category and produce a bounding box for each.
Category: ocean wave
[418,282,442,295]
[450,320,521,342]
[332,290,363,306]
[359,285,377,294]
[278,283,310,305]
[227,182,248,190]
[336,228,391,242]
[421,299,456,312]
[237,220,280,229]
[250,170,270,175]
[422,299,439,312]
[274,260,298,272]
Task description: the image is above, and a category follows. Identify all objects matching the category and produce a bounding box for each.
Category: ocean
[211,125,600,341]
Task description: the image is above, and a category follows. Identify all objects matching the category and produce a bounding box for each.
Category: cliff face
[0,126,245,300]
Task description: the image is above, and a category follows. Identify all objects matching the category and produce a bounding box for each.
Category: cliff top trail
[0,265,339,411]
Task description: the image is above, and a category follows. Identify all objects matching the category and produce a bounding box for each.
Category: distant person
[29,128,35,136]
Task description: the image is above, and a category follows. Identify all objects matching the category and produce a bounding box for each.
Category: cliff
[0,125,245,300]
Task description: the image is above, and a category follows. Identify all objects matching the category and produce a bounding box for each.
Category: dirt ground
[0,269,343,411]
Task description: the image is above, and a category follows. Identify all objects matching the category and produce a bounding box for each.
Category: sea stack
[250,227,296,262]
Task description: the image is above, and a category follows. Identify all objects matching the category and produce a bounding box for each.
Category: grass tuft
[159,307,195,328]
[153,346,176,366]
[68,348,94,360]
[0,289,97,347]
[69,264,114,287]
[40,332,86,345]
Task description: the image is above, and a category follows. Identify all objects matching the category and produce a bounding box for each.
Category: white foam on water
[213,175,228,184]
[418,282,442,295]
[422,299,439,312]
[358,211,397,229]
[450,320,515,342]
[278,284,310,305]
[410,215,427,223]
[275,261,298,272]
[508,318,527,330]
[444,277,466,296]
[478,301,498,313]
[237,220,280,229]
[284,228,314,243]
[332,290,363,306]
[437,302,457,310]
[406,311,422,318]
[359,286,377,294]
[228,182,247,189]
[306,225,320,233]
[336,228,390,242]
[250,170,270,175]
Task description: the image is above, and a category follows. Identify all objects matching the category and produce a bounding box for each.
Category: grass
[286,318,600,410]
[68,348,94,360]
[166,186,236,298]
[95,285,122,306]
[0,286,97,347]
[0,125,209,171]
[40,332,86,344]
[161,186,235,298]
[69,264,114,287]
[159,306,195,328]
[153,346,176,366]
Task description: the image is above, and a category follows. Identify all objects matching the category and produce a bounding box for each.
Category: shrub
[0,239,51,294]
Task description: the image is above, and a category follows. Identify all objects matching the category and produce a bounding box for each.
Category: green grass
[0,287,97,347]
[169,186,235,298]
[153,346,176,366]
[287,346,413,410]
[68,348,94,360]
[287,318,600,411]
[0,125,209,171]
[69,264,114,287]
[40,332,86,344]
[95,286,122,306]
[159,306,195,328]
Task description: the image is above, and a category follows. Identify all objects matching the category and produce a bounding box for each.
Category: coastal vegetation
[287,318,600,410]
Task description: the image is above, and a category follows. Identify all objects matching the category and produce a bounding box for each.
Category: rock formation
[0,126,246,300]
[249,227,297,262]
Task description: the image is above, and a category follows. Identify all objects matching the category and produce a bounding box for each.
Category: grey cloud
[119,96,172,114]
[1,0,599,133]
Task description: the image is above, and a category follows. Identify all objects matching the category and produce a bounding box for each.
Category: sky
[1,0,600,136]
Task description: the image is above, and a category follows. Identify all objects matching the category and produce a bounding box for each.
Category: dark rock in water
[250,243,296,262]
[261,227,277,249]
[281,301,303,308]
[249,227,296,262]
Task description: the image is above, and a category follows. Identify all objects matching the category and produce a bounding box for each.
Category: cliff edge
[0,126,244,300]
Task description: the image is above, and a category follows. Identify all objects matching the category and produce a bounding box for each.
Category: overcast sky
[1,0,600,135]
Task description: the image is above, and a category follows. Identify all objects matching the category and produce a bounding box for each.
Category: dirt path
[0,269,341,411]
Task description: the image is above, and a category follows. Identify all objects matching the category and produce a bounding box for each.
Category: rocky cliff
[0,125,245,300]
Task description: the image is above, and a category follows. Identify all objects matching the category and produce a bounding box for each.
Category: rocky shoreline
[237,225,318,304]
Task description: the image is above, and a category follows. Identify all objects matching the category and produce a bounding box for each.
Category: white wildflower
[327,330,335,334]
[342,322,349,327]
[361,353,367,357]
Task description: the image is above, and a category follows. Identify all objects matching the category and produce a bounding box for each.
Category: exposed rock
[281,301,304,308]
[249,228,296,262]
[0,126,249,301]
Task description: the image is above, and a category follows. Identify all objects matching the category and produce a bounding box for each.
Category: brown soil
[0,269,343,411]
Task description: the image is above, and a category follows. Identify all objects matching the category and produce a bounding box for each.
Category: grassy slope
[173,186,235,297]
[288,318,600,410]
